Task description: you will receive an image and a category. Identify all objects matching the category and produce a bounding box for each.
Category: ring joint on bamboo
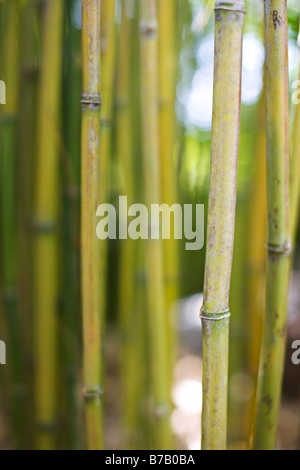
[266,242,292,255]
[215,0,246,14]
[81,94,102,107]
[139,21,158,38]
[199,308,231,321]
[82,385,103,399]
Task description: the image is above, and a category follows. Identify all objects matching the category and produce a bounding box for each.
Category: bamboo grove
[0,0,300,451]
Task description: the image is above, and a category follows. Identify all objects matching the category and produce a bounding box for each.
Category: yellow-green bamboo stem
[33,0,64,450]
[157,0,178,303]
[0,0,25,449]
[17,0,40,449]
[81,0,103,450]
[290,28,300,245]
[140,0,173,450]
[61,0,82,449]
[200,0,245,450]
[117,1,138,448]
[100,0,115,176]
[253,0,290,450]
[99,0,116,327]
[227,197,248,447]
[246,88,267,447]
[157,0,179,390]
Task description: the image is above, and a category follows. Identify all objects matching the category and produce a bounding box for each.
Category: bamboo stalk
[157,0,178,306]
[81,0,103,450]
[100,0,115,197]
[117,0,139,448]
[0,0,25,449]
[17,0,40,449]
[61,0,82,449]
[290,25,300,245]
[246,87,267,446]
[140,0,173,450]
[157,0,179,390]
[33,0,64,450]
[227,197,248,447]
[200,0,245,450]
[98,0,116,356]
[253,0,290,450]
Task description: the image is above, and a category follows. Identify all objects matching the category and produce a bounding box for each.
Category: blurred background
[0,0,300,450]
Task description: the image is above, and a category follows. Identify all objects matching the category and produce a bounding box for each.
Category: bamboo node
[153,404,169,419]
[81,94,102,107]
[199,308,231,321]
[266,241,292,255]
[139,21,158,38]
[82,384,103,399]
[215,0,246,14]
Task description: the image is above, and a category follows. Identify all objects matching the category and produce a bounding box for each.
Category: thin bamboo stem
[201,0,245,450]
[157,0,179,391]
[117,0,139,448]
[33,0,64,450]
[61,0,82,449]
[246,87,267,447]
[98,0,116,359]
[0,0,25,449]
[253,0,290,450]
[81,0,103,450]
[17,0,40,449]
[140,0,173,450]
[290,26,300,245]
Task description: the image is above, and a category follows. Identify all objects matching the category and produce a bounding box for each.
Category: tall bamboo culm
[81,0,103,450]
[253,0,290,450]
[18,0,40,449]
[0,0,24,448]
[200,0,245,450]
[99,0,116,329]
[246,86,267,446]
[117,0,140,448]
[140,0,173,450]
[290,22,300,245]
[61,0,82,449]
[157,0,178,391]
[33,0,64,450]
